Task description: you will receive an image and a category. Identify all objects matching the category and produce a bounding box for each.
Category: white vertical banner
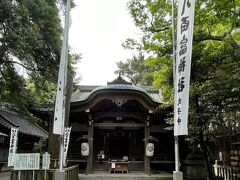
[53,60,65,135]
[53,0,70,135]
[63,127,71,163]
[174,0,196,136]
[8,127,19,166]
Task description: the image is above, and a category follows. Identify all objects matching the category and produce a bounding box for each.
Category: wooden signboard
[14,153,40,170]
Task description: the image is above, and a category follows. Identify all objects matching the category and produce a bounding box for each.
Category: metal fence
[10,165,79,180]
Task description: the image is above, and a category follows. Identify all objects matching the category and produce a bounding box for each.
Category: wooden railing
[10,165,79,180]
[65,165,79,180]
[213,164,240,180]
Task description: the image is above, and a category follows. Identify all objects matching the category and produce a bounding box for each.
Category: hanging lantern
[81,142,89,156]
[146,143,154,157]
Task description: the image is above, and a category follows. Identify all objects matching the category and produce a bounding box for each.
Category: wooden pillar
[87,120,94,174]
[144,122,150,175]
[129,132,132,161]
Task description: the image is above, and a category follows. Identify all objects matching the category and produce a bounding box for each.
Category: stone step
[78,171,173,180]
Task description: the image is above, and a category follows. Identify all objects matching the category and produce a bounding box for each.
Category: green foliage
[116,0,174,99]
[124,0,240,130]
[26,79,56,104]
[122,0,240,176]
[0,0,79,110]
[115,54,153,86]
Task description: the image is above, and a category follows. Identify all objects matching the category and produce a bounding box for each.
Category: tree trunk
[48,118,60,168]
[199,131,212,180]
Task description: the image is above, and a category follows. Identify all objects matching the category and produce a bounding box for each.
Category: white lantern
[81,142,89,156]
[146,143,154,157]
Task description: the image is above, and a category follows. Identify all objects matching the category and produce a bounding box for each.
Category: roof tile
[0,108,48,138]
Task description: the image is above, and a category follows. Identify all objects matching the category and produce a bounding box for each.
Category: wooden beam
[93,111,146,122]
[71,93,159,112]
[93,123,144,128]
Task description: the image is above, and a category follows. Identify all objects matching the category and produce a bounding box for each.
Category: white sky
[69,0,141,85]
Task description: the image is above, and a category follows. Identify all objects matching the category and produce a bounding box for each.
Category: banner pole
[171,0,179,170]
[18,171,21,180]
[32,170,35,180]
[174,136,180,171]
[58,0,70,170]
[44,169,47,180]
[172,0,183,179]
[59,137,64,172]
[53,0,71,179]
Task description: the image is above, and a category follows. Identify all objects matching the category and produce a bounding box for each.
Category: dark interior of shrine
[94,128,144,161]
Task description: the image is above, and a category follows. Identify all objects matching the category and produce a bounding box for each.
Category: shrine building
[65,76,186,174]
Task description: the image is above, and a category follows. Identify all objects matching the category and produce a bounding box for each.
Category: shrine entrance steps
[78,171,173,180]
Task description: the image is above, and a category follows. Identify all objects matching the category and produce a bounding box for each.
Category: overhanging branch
[148,26,169,33]
[6,60,35,71]
[196,32,240,58]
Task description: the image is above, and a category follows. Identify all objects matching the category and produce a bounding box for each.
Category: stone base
[55,171,65,180]
[173,171,183,180]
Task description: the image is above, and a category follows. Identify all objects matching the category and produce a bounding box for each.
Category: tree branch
[196,32,240,58]
[197,34,224,42]
[6,60,35,71]
[147,25,170,33]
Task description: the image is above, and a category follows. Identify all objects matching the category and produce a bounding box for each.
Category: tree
[0,0,63,109]
[122,0,240,179]
[115,53,153,86]
[0,0,81,161]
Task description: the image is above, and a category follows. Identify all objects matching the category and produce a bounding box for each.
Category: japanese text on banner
[8,127,19,166]
[63,127,71,163]
[174,0,196,136]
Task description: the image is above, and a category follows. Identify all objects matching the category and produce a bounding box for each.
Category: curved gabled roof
[71,84,161,104]
[70,84,162,112]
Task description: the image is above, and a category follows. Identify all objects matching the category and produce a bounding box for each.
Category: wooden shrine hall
[29,76,188,175]
[66,76,181,174]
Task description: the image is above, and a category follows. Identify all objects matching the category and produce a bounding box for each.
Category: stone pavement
[78,171,173,180]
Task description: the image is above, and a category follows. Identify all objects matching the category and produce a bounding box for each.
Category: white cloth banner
[63,127,71,163]
[53,62,65,135]
[174,0,196,136]
[53,0,70,135]
[8,127,19,166]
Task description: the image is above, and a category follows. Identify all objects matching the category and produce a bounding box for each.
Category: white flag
[63,127,71,163]
[53,58,66,135]
[53,0,70,135]
[8,127,19,166]
[174,0,196,136]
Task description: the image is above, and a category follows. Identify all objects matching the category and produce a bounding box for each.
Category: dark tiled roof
[0,108,48,138]
[71,84,162,103]
[30,85,162,112]
[0,115,16,128]
[77,85,101,92]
